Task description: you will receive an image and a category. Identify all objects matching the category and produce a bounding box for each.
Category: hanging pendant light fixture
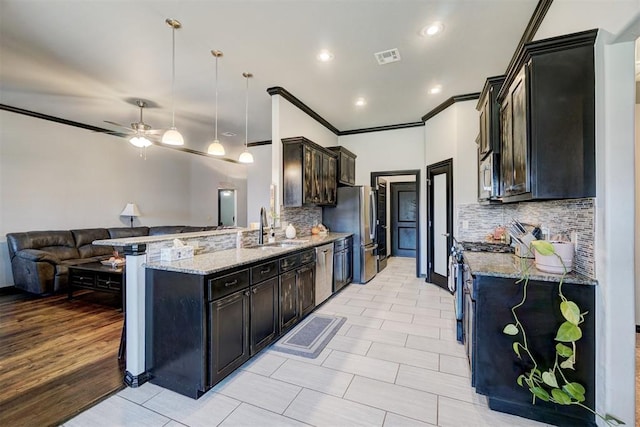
[238,72,254,164]
[161,18,184,146]
[207,50,225,156]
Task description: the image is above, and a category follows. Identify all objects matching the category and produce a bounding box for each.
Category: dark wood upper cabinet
[327,146,357,186]
[477,76,505,158]
[282,136,338,207]
[497,29,597,203]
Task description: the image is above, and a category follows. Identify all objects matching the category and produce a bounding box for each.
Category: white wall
[593,33,637,424]
[635,102,640,326]
[246,144,272,225]
[271,94,339,223]
[424,100,480,266]
[338,126,425,272]
[0,109,247,286]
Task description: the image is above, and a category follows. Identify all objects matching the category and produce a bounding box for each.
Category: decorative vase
[285,223,296,239]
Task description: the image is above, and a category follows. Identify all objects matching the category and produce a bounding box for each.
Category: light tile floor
[65,257,549,427]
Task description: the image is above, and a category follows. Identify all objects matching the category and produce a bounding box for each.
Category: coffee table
[68,261,125,305]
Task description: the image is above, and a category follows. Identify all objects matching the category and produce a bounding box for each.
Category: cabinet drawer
[208,269,249,301]
[280,253,300,273]
[70,272,95,287]
[299,249,315,265]
[250,260,278,284]
[334,239,346,252]
[96,275,122,291]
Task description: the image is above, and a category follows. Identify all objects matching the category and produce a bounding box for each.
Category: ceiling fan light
[208,140,225,156]
[238,150,254,164]
[130,136,152,148]
[161,127,184,146]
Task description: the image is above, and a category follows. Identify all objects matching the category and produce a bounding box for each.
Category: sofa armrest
[16,249,61,265]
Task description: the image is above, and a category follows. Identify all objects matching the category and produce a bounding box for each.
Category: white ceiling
[3,0,627,160]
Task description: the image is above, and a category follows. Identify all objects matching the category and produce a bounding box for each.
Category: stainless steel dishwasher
[315,243,334,305]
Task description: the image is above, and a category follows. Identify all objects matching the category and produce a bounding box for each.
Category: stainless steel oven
[478,153,499,201]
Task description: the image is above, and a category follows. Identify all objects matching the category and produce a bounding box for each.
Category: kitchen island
[463,250,597,426]
[144,233,351,398]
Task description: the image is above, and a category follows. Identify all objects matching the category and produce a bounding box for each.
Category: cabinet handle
[244,290,250,296]
[224,279,238,287]
[260,268,270,274]
[252,288,257,294]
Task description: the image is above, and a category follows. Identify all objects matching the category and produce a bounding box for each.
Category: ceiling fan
[104,100,163,147]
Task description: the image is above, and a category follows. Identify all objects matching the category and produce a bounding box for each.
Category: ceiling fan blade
[104,120,134,132]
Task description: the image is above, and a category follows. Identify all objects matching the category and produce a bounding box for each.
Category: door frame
[426,159,453,287]
[371,170,421,278]
[217,188,237,226]
[389,181,418,258]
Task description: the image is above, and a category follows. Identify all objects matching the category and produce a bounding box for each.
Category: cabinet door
[511,67,529,195]
[312,149,323,203]
[209,290,250,385]
[344,244,353,285]
[250,277,278,355]
[500,95,513,196]
[321,153,330,204]
[298,264,315,317]
[479,99,490,157]
[303,146,314,204]
[347,155,356,185]
[333,250,344,292]
[325,155,337,205]
[279,270,299,332]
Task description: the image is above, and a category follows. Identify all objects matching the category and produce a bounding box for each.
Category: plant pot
[533,241,574,274]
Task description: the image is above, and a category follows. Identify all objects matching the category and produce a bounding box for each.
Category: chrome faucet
[259,207,269,245]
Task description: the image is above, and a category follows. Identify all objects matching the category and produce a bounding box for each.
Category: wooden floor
[0,288,125,427]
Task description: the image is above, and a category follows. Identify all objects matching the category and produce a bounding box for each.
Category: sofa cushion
[108,227,149,239]
[71,228,114,259]
[6,230,79,261]
[149,226,185,236]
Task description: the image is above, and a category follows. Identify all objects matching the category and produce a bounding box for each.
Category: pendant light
[207,50,225,156]
[161,18,184,146]
[238,72,254,164]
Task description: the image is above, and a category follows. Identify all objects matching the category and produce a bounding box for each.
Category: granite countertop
[93,227,246,247]
[144,232,352,275]
[463,251,597,285]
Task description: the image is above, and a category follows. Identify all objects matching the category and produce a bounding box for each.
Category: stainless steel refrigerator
[323,186,377,284]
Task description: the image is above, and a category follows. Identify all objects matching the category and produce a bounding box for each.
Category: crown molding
[420,93,481,122]
[267,86,340,135]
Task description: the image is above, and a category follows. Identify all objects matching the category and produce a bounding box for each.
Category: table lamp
[120,203,141,228]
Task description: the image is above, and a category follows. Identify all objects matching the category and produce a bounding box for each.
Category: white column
[124,251,149,387]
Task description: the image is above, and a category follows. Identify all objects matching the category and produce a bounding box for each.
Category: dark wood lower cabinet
[146,247,321,399]
[250,277,278,354]
[209,289,250,386]
[279,270,299,332]
[298,264,315,317]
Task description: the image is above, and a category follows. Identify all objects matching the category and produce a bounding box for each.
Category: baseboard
[124,370,151,388]
[0,286,19,295]
[636,325,640,333]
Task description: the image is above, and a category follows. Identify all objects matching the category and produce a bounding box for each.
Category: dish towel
[447,255,456,293]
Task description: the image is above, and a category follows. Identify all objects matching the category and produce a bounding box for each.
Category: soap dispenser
[285,223,296,239]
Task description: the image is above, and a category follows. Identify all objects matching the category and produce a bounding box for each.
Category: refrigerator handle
[370,190,377,241]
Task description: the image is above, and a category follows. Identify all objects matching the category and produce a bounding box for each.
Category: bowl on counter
[533,241,574,274]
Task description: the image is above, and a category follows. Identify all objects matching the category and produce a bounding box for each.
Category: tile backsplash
[457,198,595,278]
[279,206,322,237]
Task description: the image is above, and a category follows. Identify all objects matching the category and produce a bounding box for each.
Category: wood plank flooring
[0,288,125,426]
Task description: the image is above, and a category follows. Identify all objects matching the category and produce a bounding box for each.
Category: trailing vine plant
[502,240,624,426]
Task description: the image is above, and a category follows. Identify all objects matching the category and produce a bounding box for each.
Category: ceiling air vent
[374,48,401,65]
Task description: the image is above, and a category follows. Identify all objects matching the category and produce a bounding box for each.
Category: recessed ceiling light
[355,98,367,107]
[429,86,442,95]
[317,50,334,62]
[421,22,444,37]
[222,131,236,137]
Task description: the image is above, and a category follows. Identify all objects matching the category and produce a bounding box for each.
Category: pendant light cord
[214,55,218,141]
[171,26,176,128]
[245,74,249,148]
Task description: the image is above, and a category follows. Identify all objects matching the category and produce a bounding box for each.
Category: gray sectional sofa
[6,225,215,295]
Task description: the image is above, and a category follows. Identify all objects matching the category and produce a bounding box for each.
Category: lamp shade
[161,128,184,146]
[129,136,152,148]
[207,140,225,156]
[238,150,254,164]
[120,203,141,217]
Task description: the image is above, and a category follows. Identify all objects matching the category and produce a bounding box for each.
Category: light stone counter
[144,232,352,275]
[463,251,596,285]
[93,227,244,247]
